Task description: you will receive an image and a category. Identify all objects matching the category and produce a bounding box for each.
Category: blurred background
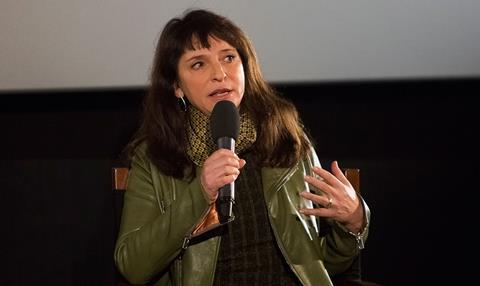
[1,1,479,285]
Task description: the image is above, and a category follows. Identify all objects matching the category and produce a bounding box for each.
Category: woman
[114,9,370,286]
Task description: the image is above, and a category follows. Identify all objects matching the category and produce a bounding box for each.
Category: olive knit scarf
[185,106,257,166]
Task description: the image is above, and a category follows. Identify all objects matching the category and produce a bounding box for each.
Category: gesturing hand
[200,149,246,204]
[299,161,365,233]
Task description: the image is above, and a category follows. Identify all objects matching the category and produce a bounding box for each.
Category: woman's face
[175,37,245,115]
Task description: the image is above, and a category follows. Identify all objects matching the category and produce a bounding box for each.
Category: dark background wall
[1,78,478,285]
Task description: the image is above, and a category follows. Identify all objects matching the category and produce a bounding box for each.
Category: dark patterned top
[212,154,302,286]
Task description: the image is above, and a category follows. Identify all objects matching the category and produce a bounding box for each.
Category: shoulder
[129,142,151,170]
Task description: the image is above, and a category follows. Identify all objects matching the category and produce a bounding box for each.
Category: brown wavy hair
[126,9,311,179]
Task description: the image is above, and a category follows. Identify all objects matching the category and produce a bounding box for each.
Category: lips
[209,88,232,97]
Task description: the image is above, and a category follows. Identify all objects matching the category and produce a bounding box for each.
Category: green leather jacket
[114,145,370,286]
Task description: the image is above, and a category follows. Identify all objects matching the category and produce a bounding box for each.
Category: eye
[224,55,236,63]
[191,61,203,70]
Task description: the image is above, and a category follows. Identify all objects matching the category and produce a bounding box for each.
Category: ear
[174,83,184,99]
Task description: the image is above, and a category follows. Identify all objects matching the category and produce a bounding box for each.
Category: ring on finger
[325,197,333,209]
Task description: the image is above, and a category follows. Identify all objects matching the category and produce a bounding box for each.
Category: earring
[178,96,187,112]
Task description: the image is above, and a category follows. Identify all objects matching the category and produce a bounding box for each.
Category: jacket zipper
[179,202,216,257]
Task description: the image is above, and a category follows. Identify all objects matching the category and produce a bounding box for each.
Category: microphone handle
[216,137,236,224]
[217,183,234,224]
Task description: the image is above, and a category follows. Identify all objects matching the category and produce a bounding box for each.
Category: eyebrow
[184,48,237,63]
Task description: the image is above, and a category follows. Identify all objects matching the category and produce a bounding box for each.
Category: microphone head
[210,100,240,141]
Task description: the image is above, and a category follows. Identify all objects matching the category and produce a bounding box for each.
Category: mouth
[209,88,232,97]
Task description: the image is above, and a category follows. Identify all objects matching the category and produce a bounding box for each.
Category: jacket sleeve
[114,147,210,284]
[307,147,371,276]
[321,198,370,275]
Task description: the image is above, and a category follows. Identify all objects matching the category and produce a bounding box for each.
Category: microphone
[210,100,240,224]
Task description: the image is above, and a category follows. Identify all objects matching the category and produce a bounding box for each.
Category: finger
[311,166,343,190]
[304,175,334,196]
[211,148,239,159]
[298,207,330,217]
[216,164,242,181]
[222,166,240,177]
[298,196,334,217]
[218,172,240,187]
[206,165,239,183]
[238,159,247,169]
[331,161,350,186]
[204,153,241,171]
[203,169,238,192]
[300,191,332,207]
[209,150,239,163]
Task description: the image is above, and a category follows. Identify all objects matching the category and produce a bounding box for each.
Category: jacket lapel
[261,162,319,240]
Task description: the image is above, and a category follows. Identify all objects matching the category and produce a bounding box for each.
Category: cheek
[236,65,246,91]
[179,73,202,94]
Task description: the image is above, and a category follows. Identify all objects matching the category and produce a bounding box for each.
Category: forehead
[184,36,235,54]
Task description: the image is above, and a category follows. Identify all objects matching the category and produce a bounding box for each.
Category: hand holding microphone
[200,100,245,223]
[200,150,245,201]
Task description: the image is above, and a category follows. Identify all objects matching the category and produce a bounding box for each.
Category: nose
[211,61,227,82]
